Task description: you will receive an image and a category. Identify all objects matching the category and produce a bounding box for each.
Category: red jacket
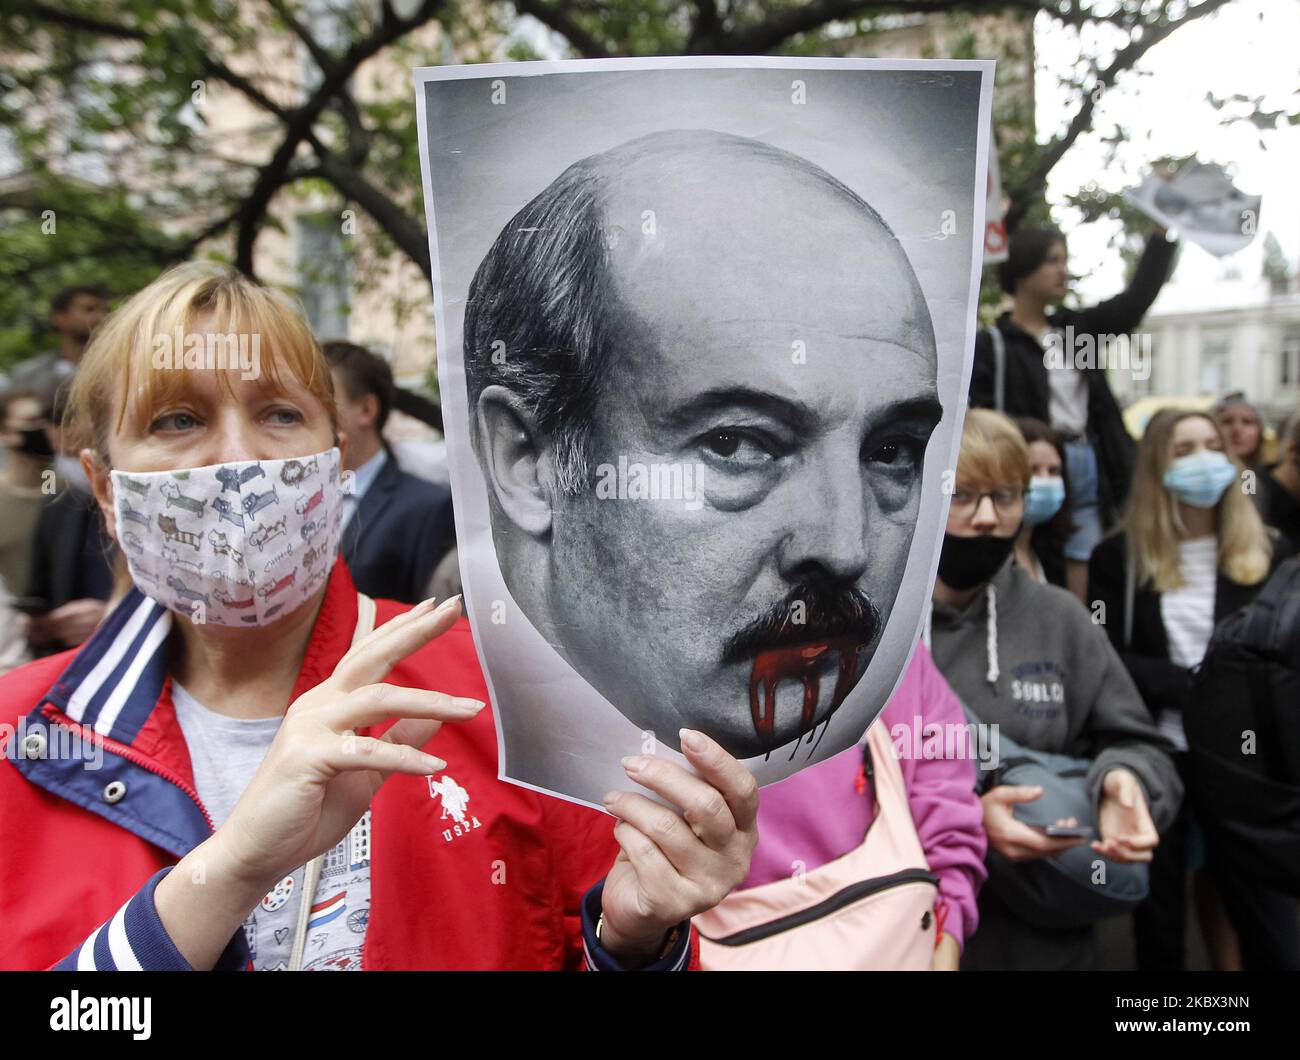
[0,561,695,971]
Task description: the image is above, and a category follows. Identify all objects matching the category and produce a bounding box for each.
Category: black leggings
[1134,753,1192,970]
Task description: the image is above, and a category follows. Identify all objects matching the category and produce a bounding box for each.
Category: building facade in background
[1109,259,1300,426]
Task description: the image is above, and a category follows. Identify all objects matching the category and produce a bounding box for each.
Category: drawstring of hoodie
[984,582,999,685]
[926,583,998,685]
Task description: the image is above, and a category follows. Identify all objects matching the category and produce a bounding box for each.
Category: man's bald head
[464,128,936,493]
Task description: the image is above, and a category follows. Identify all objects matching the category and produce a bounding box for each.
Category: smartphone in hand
[1033,823,1092,839]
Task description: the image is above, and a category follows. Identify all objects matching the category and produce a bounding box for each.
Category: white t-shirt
[1043,324,1090,437]
[171,680,372,970]
[1157,536,1218,752]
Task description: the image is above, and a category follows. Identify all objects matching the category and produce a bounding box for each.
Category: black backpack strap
[984,325,1006,413]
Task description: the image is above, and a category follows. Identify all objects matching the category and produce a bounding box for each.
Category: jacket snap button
[21,732,47,759]
[103,781,127,804]
[921,910,933,931]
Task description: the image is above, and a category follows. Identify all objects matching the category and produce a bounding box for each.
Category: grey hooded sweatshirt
[929,556,1183,970]
[930,556,1181,831]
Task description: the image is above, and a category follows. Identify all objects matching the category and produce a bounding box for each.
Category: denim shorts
[1063,439,1103,561]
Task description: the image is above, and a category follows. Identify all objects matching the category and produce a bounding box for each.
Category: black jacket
[25,486,116,613]
[970,234,1179,530]
[1256,470,1300,550]
[340,454,456,604]
[1087,530,1296,721]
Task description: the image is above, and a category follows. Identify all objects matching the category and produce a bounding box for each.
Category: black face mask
[13,427,55,459]
[937,532,1017,591]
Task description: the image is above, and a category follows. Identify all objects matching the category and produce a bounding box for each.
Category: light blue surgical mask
[1162,450,1238,508]
[1024,475,1066,526]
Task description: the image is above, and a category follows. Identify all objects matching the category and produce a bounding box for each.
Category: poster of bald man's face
[414,57,993,807]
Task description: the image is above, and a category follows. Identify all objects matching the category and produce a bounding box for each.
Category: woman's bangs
[117,283,334,434]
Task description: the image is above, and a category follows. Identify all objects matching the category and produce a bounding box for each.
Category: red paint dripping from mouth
[748,635,863,756]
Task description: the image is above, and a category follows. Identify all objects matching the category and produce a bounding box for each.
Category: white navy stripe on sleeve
[52,867,249,971]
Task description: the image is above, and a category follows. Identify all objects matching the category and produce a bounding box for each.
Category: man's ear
[360,393,381,432]
[473,385,554,539]
[82,448,119,547]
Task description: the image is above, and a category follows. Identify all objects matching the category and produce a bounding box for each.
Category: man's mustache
[721,584,882,663]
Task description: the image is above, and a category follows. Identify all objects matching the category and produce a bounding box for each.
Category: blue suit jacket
[340,454,456,604]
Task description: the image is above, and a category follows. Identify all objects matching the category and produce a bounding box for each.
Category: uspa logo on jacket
[427,774,481,842]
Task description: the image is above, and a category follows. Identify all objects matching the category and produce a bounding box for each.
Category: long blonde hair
[1121,408,1271,591]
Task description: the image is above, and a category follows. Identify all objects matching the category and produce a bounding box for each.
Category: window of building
[296,212,351,341]
[1199,330,1230,395]
[1282,333,1300,389]
[1125,332,1156,398]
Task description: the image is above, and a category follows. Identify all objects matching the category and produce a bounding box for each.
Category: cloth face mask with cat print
[110,447,344,626]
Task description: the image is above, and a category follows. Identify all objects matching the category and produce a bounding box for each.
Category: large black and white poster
[414,56,993,807]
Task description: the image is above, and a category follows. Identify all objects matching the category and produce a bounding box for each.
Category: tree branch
[21,3,292,120]
[306,137,431,278]
[175,206,244,258]
[723,0,1042,54]
[686,0,724,52]
[265,0,341,79]
[232,0,446,273]
[510,0,614,58]
[21,2,148,41]
[1005,0,1235,231]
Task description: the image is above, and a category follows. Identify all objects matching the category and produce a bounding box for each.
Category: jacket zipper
[698,868,940,947]
[42,705,216,833]
[43,707,259,970]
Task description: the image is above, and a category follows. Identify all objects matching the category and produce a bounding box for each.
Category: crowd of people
[1,216,1298,971]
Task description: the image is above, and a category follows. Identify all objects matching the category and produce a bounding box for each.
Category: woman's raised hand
[156,596,482,969]
[214,595,483,890]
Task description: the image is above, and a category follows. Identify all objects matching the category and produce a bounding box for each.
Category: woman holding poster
[0,262,758,971]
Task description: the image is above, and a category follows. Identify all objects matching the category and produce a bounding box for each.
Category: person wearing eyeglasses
[928,408,1180,970]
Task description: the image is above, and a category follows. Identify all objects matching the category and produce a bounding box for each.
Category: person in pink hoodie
[722,643,987,970]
